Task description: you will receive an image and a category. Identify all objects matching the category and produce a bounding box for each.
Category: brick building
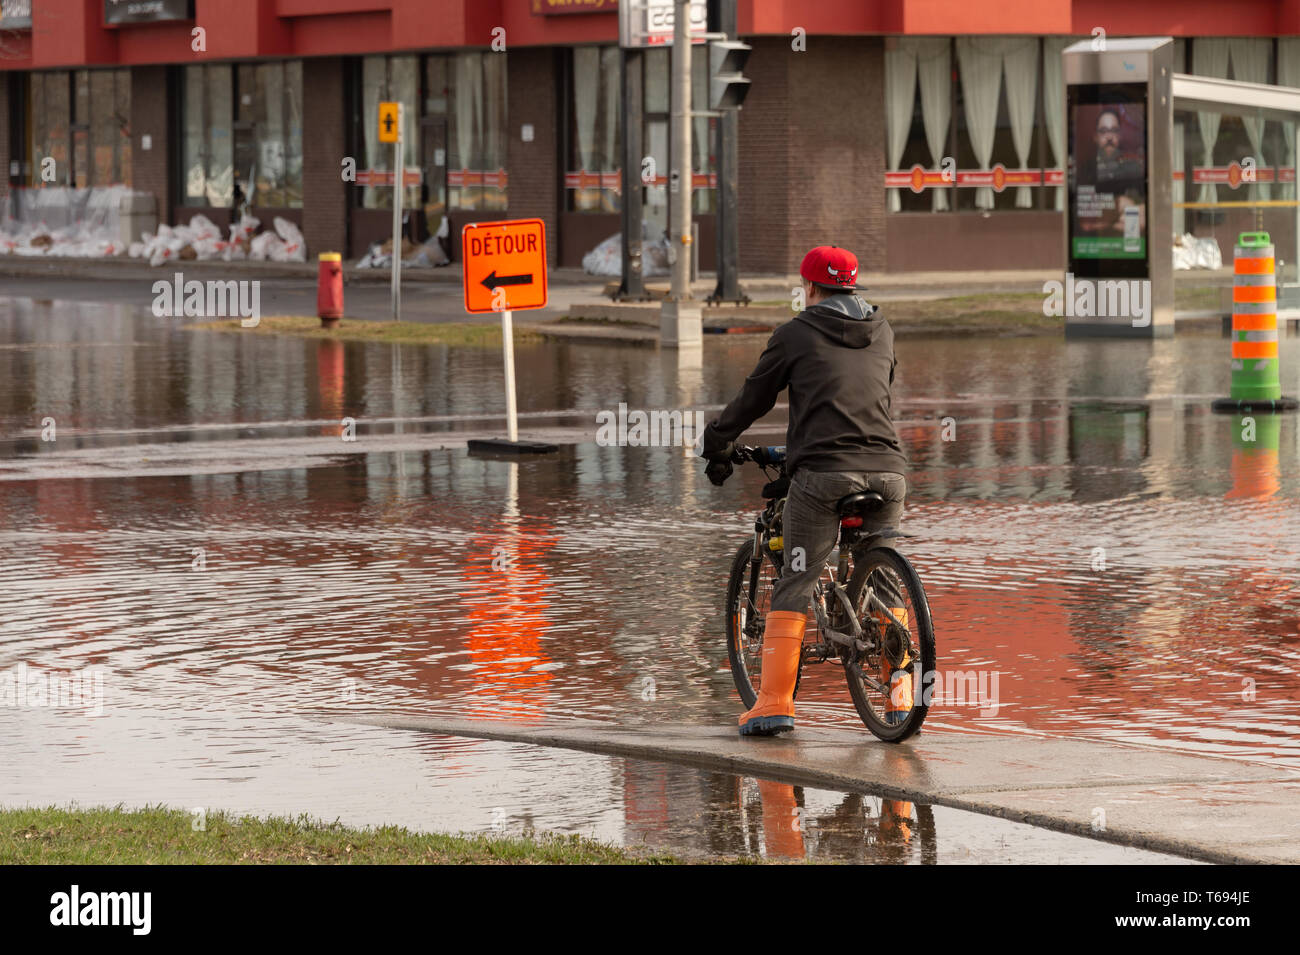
[4,0,1300,272]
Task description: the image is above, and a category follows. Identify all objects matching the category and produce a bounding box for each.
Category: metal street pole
[710,0,748,303]
[670,0,693,305]
[391,103,403,321]
[617,46,650,301]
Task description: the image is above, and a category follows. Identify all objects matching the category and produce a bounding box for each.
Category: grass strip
[0,805,711,865]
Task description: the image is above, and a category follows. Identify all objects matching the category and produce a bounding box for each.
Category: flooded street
[2,298,1298,860]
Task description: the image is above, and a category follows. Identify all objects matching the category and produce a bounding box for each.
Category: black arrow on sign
[481,270,534,291]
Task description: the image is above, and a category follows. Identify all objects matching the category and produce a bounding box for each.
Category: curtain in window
[957,38,1010,210]
[913,38,951,211]
[1173,120,1185,234]
[573,47,599,210]
[1280,38,1300,204]
[885,41,917,213]
[1042,37,1069,211]
[1003,38,1038,208]
[1193,39,1230,204]
[601,45,620,201]
[284,62,303,206]
[1228,38,1271,201]
[362,56,387,209]
[454,52,482,208]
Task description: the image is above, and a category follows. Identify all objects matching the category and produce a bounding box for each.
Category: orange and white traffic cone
[873,607,912,726]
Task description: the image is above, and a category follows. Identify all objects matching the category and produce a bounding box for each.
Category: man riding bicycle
[701,245,910,737]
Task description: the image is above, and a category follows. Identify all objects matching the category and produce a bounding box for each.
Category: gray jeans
[770,468,907,614]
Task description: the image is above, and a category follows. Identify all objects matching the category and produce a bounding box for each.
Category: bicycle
[723,445,935,743]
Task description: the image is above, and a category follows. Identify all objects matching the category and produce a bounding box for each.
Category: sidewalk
[336,714,1300,865]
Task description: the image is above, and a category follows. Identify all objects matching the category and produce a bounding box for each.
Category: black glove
[705,458,734,486]
[700,423,735,463]
[703,438,736,463]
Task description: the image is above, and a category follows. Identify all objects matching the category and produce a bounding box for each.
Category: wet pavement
[1,295,1298,861]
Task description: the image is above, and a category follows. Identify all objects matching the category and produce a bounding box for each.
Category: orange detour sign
[462,218,548,314]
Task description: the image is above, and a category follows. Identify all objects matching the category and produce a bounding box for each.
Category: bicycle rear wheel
[725,538,801,708]
[843,546,935,743]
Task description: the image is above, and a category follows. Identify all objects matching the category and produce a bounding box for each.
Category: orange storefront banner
[888,162,1298,192]
[563,169,717,193]
[884,163,1062,193]
[532,0,617,13]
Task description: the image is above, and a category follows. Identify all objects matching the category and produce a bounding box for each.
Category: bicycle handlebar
[732,445,787,467]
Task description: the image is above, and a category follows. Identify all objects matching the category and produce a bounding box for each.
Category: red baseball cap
[800,245,858,291]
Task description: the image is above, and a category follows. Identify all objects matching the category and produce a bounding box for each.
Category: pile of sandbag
[129,213,308,266]
[1173,233,1224,270]
[0,184,132,257]
[0,221,127,257]
[356,216,450,269]
[582,221,671,277]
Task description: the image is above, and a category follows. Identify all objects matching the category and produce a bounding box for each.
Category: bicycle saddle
[836,490,886,516]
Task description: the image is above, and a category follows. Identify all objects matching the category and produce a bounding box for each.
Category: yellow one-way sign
[378,102,400,144]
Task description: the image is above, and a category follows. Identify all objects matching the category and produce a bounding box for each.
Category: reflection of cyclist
[701,246,910,737]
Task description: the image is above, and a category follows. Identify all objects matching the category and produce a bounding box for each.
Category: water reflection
[1,300,1298,823]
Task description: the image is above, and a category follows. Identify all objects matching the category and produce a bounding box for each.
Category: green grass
[185,315,542,347]
[0,806,703,865]
[882,293,1056,330]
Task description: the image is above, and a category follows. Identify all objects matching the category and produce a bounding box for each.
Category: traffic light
[709,38,751,110]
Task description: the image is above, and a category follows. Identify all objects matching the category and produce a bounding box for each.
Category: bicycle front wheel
[843,546,935,743]
[725,537,801,708]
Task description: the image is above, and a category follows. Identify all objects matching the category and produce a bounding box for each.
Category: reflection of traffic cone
[1226,413,1281,500]
[738,611,804,737]
[873,607,912,725]
[879,800,915,844]
[757,779,805,859]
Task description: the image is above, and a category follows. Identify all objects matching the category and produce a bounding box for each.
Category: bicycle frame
[733,445,911,685]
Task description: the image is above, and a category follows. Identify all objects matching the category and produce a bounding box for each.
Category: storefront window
[235,61,303,207]
[184,64,234,207]
[359,55,419,211]
[28,70,129,188]
[183,62,301,209]
[566,46,714,217]
[568,46,621,213]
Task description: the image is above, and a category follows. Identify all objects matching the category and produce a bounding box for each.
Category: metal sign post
[501,308,519,442]
[391,103,403,321]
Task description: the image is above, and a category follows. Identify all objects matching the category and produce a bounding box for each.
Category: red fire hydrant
[317,252,343,328]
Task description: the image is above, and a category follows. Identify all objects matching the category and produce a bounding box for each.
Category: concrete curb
[325,713,1300,864]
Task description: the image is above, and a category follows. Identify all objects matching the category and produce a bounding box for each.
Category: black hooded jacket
[702,293,908,479]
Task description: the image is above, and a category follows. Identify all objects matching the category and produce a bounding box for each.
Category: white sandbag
[187,214,221,242]
[272,217,306,262]
[249,230,285,261]
[356,242,386,269]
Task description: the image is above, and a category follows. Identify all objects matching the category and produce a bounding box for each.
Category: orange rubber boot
[873,607,913,726]
[738,610,806,737]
